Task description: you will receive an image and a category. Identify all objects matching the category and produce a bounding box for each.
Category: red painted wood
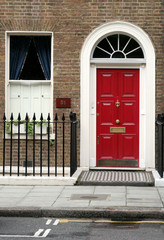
[56,98,71,108]
[96,69,139,167]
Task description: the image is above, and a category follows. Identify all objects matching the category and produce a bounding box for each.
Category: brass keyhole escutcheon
[115,100,120,108]
[116,119,120,124]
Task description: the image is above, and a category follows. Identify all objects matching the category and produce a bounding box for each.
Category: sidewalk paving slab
[0,185,164,219]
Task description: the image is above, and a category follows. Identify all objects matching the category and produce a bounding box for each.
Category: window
[7,33,52,120]
[92,34,144,59]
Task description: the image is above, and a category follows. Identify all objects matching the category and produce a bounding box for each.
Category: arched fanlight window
[93,34,144,58]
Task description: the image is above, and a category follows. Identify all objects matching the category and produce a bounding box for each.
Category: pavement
[0,185,164,220]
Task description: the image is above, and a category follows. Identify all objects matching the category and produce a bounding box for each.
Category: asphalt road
[0,217,164,240]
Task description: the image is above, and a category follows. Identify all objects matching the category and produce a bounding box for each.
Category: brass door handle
[115,100,120,108]
[116,119,120,124]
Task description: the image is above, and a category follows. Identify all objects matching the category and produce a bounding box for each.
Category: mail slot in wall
[56,98,71,108]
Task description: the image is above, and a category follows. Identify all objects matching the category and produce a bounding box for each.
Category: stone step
[77,171,154,186]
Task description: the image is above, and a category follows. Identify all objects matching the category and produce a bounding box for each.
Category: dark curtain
[10,36,31,80]
[34,36,51,80]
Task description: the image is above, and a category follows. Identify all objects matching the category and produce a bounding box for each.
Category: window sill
[9,80,51,85]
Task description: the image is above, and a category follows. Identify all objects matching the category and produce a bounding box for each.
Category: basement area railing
[1,112,78,177]
[156,113,164,178]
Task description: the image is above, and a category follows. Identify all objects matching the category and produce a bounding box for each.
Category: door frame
[80,21,155,170]
[89,63,146,169]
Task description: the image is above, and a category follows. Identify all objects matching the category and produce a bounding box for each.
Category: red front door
[96,69,139,167]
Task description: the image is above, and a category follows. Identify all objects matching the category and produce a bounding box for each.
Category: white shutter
[21,84,31,120]
[41,84,51,119]
[10,82,51,121]
[10,84,21,119]
[31,83,42,120]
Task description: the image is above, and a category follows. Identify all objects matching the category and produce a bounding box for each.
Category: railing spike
[10,113,13,121]
[3,113,6,121]
[18,113,21,121]
[47,113,50,121]
[40,113,43,121]
[62,113,65,121]
[55,113,58,121]
[25,113,28,121]
[33,113,36,121]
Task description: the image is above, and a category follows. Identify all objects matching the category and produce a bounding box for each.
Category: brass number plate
[110,127,126,133]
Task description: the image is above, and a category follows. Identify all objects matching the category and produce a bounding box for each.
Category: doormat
[77,171,154,186]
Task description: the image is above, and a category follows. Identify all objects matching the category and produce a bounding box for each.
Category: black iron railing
[156,113,164,178]
[2,112,78,177]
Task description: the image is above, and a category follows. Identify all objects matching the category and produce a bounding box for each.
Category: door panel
[121,101,136,125]
[100,101,114,125]
[99,134,117,160]
[121,74,136,97]
[97,69,139,167]
[100,73,115,98]
[119,134,136,159]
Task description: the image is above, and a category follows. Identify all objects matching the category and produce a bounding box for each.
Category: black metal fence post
[156,113,164,178]
[10,113,13,176]
[55,113,58,176]
[17,113,21,176]
[25,113,28,176]
[33,113,36,176]
[3,113,6,176]
[62,113,65,177]
[40,113,43,177]
[70,112,77,177]
[47,113,50,176]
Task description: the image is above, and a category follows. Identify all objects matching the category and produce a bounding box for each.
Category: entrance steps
[77,170,154,186]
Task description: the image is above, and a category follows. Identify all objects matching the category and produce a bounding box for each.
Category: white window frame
[92,33,145,59]
[5,31,54,120]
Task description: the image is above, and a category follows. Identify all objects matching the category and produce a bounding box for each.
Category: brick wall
[0,0,163,168]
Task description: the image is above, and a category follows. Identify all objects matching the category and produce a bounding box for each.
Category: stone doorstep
[78,170,154,186]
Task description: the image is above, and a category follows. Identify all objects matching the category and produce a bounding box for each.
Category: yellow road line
[95,220,164,224]
[59,219,164,224]
[60,219,94,223]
